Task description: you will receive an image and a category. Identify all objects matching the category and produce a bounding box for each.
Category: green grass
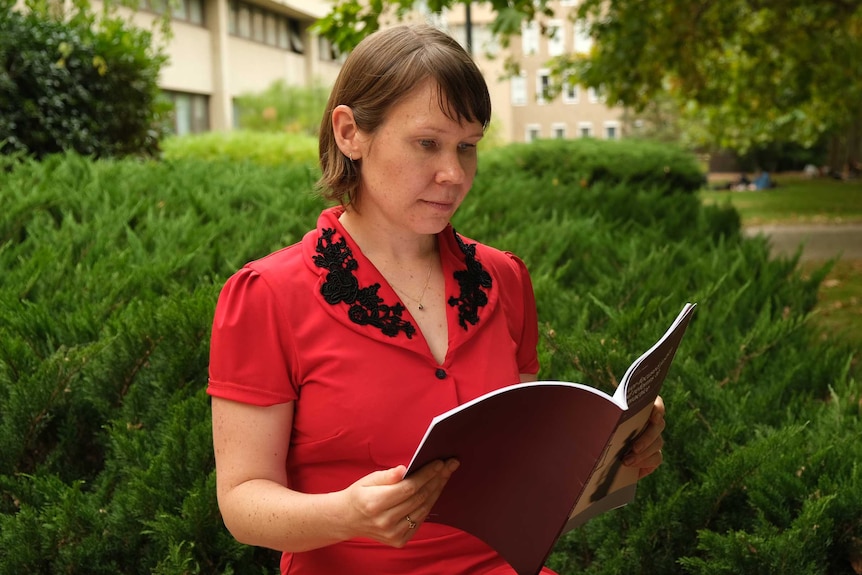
[700,175,862,349]
[699,176,862,225]
[803,259,862,345]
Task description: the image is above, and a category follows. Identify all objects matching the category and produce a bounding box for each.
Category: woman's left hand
[623,395,666,478]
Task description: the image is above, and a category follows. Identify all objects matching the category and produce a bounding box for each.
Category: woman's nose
[435,152,467,185]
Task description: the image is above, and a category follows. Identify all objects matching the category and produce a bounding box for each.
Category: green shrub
[0,2,169,159]
[233,80,329,136]
[161,131,319,167]
[477,138,707,195]
[0,140,858,574]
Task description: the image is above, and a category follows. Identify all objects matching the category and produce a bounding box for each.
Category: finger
[638,463,660,479]
[361,462,442,512]
[637,449,664,479]
[392,513,424,548]
[624,433,664,468]
[651,395,666,420]
[395,459,459,519]
[396,460,460,528]
[360,465,408,488]
[629,409,666,456]
[375,460,455,547]
[398,458,460,498]
[348,465,422,530]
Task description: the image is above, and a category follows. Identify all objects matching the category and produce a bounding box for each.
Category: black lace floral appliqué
[449,230,492,330]
[313,227,491,338]
[314,228,416,339]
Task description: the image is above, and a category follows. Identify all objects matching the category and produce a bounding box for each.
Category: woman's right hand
[342,459,460,547]
[212,397,458,551]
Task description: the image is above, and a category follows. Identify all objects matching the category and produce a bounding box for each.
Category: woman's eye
[459,143,477,152]
[419,139,436,148]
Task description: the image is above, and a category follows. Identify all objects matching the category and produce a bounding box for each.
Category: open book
[404,302,697,575]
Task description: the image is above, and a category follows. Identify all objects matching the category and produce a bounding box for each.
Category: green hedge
[476,138,707,195]
[0,139,859,574]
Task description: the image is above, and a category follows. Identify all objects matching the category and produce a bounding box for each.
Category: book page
[570,302,697,528]
[613,302,697,415]
[564,405,646,530]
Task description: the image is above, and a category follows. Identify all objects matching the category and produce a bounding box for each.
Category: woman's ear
[332,105,361,160]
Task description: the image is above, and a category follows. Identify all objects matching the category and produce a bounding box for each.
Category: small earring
[348,152,354,161]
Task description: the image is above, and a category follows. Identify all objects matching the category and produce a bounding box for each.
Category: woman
[208,24,665,574]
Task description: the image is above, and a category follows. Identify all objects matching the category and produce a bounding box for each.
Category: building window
[264,13,278,45]
[141,0,204,24]
[574,20,592,54]
[228,0,304,52]
[236,3,250,37]
[588,87,599,103]
[526,124,541,142]
[511,71,527,106]
[232,99,242,129]
[451,23,500,58]
[562,74,579,104]
[521,20,539,55]
[604,121,620,139]
[474,25,500,58]
[547,20,565,57]
[318,35,342,62]
[227,3,236,33]
[147,0,167,14]
[415,0,445,27]
[578,122,593,138]
[165,91,209,135]
[536,69,551,104]
[289,19,304,53]
[187,0,203,25]
[251,8,265,42]
[552,123,567,139]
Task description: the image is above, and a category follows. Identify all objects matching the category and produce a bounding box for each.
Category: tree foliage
[316,0,862,161]
[0,0,170,159]
[313,0,556,56]
[572,0,862,156]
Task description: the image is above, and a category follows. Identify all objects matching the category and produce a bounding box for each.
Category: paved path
[744,223,862,261]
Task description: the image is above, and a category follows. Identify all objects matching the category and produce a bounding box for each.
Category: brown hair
[316,24,492,206]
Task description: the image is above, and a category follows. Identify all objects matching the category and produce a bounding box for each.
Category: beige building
[131,0,624,142]
[81,0,622,141]
[444,1,624,143]
[115,0,342,134]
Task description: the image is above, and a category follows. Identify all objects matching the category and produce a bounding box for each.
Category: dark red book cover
[405,303,697,575]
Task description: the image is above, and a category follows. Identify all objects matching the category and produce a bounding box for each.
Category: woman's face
[354,79,485,236]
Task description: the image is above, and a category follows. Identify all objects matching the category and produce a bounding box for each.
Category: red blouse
[208,207,556,574]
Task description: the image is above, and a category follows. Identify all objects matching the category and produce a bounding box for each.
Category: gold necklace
[390,260,434,310]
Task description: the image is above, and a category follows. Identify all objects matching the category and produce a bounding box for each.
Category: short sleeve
[504,252,540,375]
[207,266,298,406]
